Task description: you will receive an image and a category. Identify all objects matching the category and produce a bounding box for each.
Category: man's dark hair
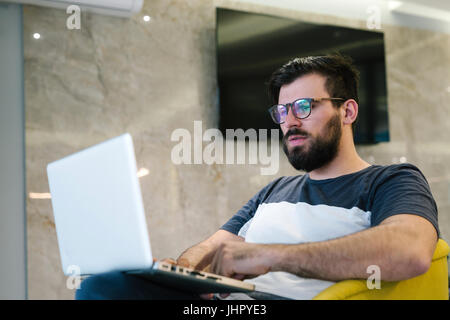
[267,54,360,131]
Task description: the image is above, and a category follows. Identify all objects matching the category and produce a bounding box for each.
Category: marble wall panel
[24,0,450,299]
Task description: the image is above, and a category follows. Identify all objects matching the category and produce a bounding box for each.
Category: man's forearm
[269,222,432,282]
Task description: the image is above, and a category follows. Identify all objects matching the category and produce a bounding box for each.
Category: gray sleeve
[220,177,284,235]
[370,164,440,237]
[219,189,262,235]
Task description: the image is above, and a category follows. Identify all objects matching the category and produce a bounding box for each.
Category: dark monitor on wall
[216,8,390,144]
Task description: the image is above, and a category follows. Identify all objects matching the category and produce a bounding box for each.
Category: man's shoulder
[263,163,428,192]
[363,163,431,193]
[368,163,426,180]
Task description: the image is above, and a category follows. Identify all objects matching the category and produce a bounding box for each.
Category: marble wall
[24,0,450,299]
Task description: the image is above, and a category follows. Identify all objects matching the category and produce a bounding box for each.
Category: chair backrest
[313,239,449,300]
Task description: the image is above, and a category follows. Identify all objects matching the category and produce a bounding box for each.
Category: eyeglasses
[268,98,345,124]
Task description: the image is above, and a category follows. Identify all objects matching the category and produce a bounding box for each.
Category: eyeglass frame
[268,97,345,124]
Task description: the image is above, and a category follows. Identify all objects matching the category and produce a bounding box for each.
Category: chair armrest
[313,239,449,300]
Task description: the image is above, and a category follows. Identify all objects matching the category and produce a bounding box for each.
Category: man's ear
[341,99,358,126]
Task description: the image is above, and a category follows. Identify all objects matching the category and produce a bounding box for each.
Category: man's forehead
[278,73,328,104]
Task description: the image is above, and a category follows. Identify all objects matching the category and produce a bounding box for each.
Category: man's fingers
[211,244,234,277]
[213,252,224,275]
[232,274,245,280]
[176,257,191,268]
[211,249,220,274]
[160,258,177,265]
[200,293,214,300]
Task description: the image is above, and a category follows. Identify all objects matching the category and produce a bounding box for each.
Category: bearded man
[76,55,439,300]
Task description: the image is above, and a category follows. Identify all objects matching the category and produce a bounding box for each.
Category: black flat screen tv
[216,8,390,144]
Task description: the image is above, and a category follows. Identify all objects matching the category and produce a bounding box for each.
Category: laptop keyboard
[160,262,219,281]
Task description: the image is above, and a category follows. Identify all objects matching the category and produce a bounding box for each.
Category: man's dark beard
[282,113,342,172]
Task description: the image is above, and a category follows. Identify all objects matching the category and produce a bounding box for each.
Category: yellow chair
[313,239,449,300]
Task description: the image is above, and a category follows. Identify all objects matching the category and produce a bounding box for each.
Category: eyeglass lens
[271,99,311,124]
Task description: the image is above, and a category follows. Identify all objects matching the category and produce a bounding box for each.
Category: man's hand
[161,231,246,300]
[210,241,272,279]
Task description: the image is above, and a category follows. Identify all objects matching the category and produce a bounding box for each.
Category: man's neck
[308,138,371,181]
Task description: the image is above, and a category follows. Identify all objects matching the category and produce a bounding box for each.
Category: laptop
[47,133,254,294]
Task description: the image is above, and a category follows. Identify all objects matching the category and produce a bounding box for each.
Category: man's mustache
[283,128,309,142]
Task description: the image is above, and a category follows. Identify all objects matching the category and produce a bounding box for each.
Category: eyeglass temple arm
[312,98,345,102]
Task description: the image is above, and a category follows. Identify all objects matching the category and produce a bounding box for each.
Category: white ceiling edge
[390,1,450,23]
[1,0,144,17]
[228,0,450,35]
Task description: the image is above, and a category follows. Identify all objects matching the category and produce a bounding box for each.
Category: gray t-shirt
[220,163,439,299]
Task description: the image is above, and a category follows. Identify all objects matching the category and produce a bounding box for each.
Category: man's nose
[284,106,302,129]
